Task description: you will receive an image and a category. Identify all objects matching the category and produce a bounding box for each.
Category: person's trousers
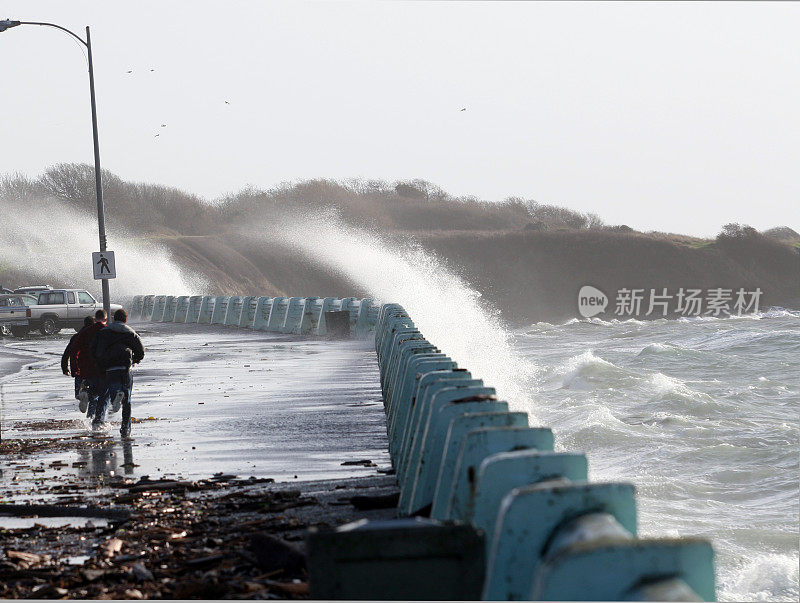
[93,369,133,436]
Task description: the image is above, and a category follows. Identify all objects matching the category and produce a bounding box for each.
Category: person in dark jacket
[91,309,145,436]
[71,309,108,417]
[61,316,94,400]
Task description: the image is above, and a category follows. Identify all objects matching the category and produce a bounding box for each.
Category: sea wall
[373,303,717,600]
[128,294,378,338]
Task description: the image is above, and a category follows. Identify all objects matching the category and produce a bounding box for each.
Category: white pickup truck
[25,289,123,336]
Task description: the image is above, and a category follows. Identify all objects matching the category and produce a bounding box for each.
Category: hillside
[2,164,798,324]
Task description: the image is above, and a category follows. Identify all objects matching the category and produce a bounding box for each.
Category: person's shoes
[110,391,125,414]
[78,389,89,413]
[91,421,103,431]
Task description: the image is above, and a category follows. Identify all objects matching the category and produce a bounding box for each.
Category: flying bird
[150,69,155,72]
[161,124,167,127]
[224,100,230,104]
[459,107,467,112]
[154,133,160,137]
[126,70,132,74]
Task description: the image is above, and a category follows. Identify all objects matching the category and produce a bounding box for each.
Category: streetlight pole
[0,19,111,318]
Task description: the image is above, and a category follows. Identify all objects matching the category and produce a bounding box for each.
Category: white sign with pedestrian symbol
[92,251,116,279]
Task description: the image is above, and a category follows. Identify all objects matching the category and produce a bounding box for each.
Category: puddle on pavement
[0,516,110,529]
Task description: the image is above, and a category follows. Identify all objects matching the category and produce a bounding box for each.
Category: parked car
[25,289,123,336]
[0,294,32,338]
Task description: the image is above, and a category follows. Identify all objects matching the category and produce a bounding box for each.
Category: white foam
[272,209,539,418]
[0,202,207,297]
[721,552,800,602]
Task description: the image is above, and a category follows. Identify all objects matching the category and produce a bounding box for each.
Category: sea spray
[0,202,206,296]
[273,210,539,417]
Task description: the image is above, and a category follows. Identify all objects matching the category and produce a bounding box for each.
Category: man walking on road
[91,309,145,437]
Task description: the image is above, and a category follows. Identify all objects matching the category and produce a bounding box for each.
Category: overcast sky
[1,1,798,236]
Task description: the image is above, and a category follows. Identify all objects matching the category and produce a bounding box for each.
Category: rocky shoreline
[0,457,398,599]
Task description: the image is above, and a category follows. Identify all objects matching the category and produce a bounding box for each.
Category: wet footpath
[0,322,397,599]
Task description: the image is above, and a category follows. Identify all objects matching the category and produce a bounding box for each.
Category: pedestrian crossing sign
[92,251,116,279]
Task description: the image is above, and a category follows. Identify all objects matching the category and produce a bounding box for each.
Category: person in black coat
[91,308,145,436]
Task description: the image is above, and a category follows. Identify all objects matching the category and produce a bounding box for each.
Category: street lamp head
[0,19,21,32]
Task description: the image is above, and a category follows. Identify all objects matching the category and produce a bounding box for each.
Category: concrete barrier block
[280,296,305,333]
[150,295,167,322]
[159,296,177,322]
[483,481,636,601]
[314,297,338,335]
[186,295,203,323]
[266,297,289,332]
[131,296,144,319]
[471,450,588,546]
[237,296,257,328]
[211,296,230,325]
[533,537,715,601]
[429,412,530,520]
[254,296,276,330]
[439,426,555,521]
[397,378,483,481]
[397,384,495,509]
[141,295,155,320]
[307,518,485,601]
[198,295,215,324]
[173,296,190,322]
[387,358,456,454]
[355,298,376,337]
[405,401,511,516]
[386,344,439,420]
[392,369,472,460]
[224,295,244,326]
[298,296,322,334]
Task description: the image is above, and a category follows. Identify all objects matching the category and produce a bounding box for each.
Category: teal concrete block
[387,358,456,454]
[279,297,305,333]
[210,296,230,324]
[378,328,419,380]
[253,296,276,330]
[266,297,289,331]
[397,380,485,483]
[314,297,338,335]
[197,295,214,324]
[307,518,485,601]
[355,298,376,337]
[440,426,555,521]
[386,346,439,426]
[164,296,179,322]
[397,384,495,507]
[393,370,473,462]
[382,333,426,395]
[429,412,530,520]
[386,353,448,433]
[297,296,321,334]
[405,402,511,516]
[173,296,190,323]
[533,537,715,601]
[141,295,155,320]
[130,296,143,319]
[471,450,587,547]
[483,481,636,601]
[223,295,243,326]
[185,295,203,323]
[237,296,257,328]
[150,295,167,322]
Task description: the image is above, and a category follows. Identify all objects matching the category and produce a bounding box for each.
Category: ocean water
[515,309,800,602]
